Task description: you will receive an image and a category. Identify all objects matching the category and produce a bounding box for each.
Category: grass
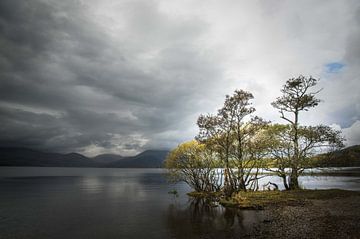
[187,189,360,209]
[217,189,360,209]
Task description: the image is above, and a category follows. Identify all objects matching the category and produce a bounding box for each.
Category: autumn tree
[271,76,344,189]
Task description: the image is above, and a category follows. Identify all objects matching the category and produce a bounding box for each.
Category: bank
[188,189,360,238]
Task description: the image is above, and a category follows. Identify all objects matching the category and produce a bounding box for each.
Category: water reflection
[256,175,360,191]
[0,167,359,239]
[78,176,149,200]
[166,198,263,239]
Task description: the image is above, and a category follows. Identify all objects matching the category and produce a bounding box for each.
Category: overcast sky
[0,0,359,156]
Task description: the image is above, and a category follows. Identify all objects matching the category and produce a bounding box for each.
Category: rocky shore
[250,193,360,238]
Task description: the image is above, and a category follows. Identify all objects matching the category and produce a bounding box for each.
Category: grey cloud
[1,0,359,156]
[342,121,360,147]
[0,0,224,155]
[324,4,360,128]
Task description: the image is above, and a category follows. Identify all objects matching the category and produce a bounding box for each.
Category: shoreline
[255,194,360,238]
[188,189,360,238]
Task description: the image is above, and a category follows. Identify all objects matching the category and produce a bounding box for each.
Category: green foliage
[271,75,321,114]
[196,90,269,195]
[165,74,346,196]
[168,189,179,198]
[165,140,222,192]
[269,76,344,190]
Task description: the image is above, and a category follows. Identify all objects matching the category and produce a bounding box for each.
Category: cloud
[342,121,360,147]
[0,0,359,156]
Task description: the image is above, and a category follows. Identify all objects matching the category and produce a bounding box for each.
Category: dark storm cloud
[0,0,224,155]
[1,0,359,155]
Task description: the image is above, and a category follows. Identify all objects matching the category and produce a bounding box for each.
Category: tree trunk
[224,168,233,197]
[288,170,300,190]
[281,175,289,190]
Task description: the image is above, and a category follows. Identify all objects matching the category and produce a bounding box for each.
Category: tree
[271,76,344,189]
[165,140,221,192]
[263,124,293,190]
[196,113,233,195]
[197,90,268,195]
[236,118,270,190]
[219,90,255,193]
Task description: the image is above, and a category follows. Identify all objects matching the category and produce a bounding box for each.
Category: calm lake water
[0,167,359,239]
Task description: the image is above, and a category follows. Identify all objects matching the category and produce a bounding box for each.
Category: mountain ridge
[312,145,360,167]
[92,154,124,164]
[107,150,169,168]
[2,145,359,168]
[0,147,169,168]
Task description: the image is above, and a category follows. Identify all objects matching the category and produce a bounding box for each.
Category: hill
[1,146,359,168]
[0,147,98,167]
[107,150,169,168]
[92,154,123,164]
[311,145,360,167]
[0,148,169,168]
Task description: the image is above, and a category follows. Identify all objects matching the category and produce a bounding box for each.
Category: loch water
[0,167,359,239]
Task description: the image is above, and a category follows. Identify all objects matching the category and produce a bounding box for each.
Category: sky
[0,0,359,156]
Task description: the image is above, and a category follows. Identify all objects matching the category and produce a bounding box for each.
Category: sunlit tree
[165,140,221,192]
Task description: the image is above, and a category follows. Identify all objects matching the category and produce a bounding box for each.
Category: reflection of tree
[165,198,258,239]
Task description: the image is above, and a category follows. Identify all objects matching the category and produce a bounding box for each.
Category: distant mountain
[107,150,169,168]
[0,147,169,168]
[312,145,360,167]
[3,145,359,168]
[92,154,123,164]
[0,147,98,167]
